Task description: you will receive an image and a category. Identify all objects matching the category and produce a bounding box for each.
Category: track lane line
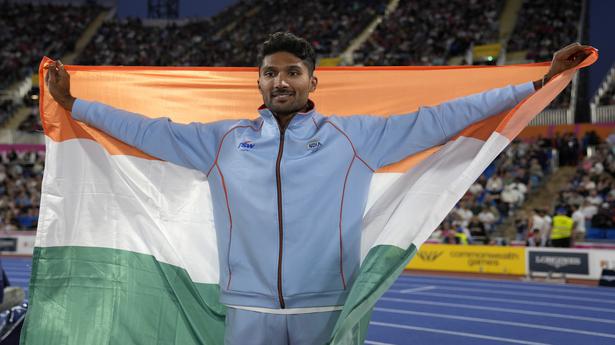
[395,284,615,304]
[374,307,615,339]
[369,321,552,345]
[395,276,615,297]
[378,297,615,324]
[385,290,615,314]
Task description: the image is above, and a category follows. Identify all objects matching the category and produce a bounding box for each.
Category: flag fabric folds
[22,52,596,345]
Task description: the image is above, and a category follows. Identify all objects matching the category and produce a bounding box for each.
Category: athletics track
[3,257,615,344]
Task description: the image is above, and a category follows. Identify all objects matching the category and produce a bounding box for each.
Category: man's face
[258,51,317,117]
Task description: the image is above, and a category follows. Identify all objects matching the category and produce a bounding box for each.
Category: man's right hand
[45,60,76,111]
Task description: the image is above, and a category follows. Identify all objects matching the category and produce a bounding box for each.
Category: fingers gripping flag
[22,52,596,345]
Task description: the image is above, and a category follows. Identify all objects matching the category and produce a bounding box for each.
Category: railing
[0,130,44,145]
[590,62,615,123]
[592,104,615,124]
[528,108,570,126]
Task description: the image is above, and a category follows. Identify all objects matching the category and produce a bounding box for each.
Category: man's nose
[274,74,290,87]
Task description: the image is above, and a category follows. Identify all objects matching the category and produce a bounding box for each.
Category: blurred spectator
[549,207,574,247]
[0,100,18,127]
[571,204,586,241]
[526,228,541,246]
[556,132,580,166]
[468,215,488,244]
[514,210,528,241]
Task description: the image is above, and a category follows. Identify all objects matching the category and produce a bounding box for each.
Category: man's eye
[289,71,300,76]
[264,71,274,77]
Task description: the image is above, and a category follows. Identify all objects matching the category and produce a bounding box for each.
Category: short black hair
[258,32,316,75]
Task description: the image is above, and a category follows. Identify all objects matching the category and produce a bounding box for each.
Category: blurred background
[0,0,614,343]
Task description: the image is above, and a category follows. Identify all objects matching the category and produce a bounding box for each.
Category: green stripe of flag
[329,244,418,344]
[21,246,226,345]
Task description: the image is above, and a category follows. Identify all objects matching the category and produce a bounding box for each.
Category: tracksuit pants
[224,308,341,345]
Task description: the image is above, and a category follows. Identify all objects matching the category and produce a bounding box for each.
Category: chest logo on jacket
[307,139,322,153]
[238,141,255,151]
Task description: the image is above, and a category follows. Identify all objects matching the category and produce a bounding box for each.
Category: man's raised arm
[45,61,224,172]
[336,43,594,169]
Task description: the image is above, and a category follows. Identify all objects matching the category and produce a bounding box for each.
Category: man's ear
[257,79,263,95]
[309,75,318,93]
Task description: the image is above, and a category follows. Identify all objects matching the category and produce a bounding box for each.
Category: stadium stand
[0,149,43,232]
[0,101,18,128]
[431,139,553,245]
[78,0,388,66]
[507,0,582,61]
[353,0,503,66]
[591,63,615,123]
[597,67,615,106]
[506,0,583,111]
[0,0,600,246]
[600,85,615,106]
[0,3,103,89]
[555,137,615,240]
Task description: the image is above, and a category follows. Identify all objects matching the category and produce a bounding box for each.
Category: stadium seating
[0,0,597,242]
[0,3,103,89]
[558,137,615,240]
[0,150,43,231]
[598,82,615,106]
[353,0,503,66]
[78,0,388,66]
[432,140,553,245]
[507,0,582,61]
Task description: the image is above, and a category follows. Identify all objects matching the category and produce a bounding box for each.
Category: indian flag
[21,52,596,345]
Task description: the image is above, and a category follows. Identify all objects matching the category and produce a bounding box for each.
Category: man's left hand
[535,43,595,89]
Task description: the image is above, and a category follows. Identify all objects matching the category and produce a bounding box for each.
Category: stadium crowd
[0,101,18,128]
[0,1,599,243]
[430,130,614,246]
[553,134,615,239]
[430,139,553,245]
[0,149,43,232]
[78,0,388,66]
[0,3,102,89]
[507,0,582,61]
[353,0,502,66]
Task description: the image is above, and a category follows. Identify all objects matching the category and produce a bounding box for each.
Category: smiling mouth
[272,93,294,100]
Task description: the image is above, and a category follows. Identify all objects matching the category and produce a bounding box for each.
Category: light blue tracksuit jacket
[71,82,534,310]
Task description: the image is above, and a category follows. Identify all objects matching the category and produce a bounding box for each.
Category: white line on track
[397,284,615,304]
[378,297,615,324]
[399,285,436,293]
[385,290,615,314]
[365,341,396,345]
[396,276,615,297]
[399,274,605,290]
[370,321,551,345]
[375,307,615,339]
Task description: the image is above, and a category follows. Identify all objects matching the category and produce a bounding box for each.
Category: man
[571,203,586,242]
[550,207,575,247]
[45,32,592,344]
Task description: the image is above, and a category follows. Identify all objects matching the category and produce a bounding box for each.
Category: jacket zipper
[275,124,286,309]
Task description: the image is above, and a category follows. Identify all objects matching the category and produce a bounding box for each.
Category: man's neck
[274,112,295,131]
[273,103,310,130]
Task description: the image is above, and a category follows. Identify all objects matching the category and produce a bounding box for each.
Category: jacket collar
[257,99,317,131]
